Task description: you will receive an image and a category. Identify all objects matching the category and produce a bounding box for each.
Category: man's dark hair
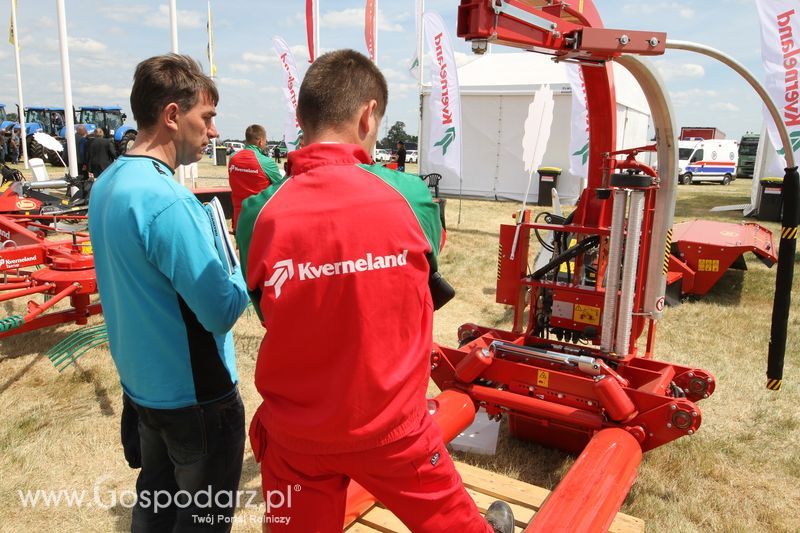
[130,53,219,129]
[397,140,404,146]
[297,49,387,135]
[245,124,266,145]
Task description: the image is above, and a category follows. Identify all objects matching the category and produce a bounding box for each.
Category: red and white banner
[365,0,376,62]
[272,37,303,153]
[305,0,317,63]
[423,12,461,180]
[756,0,800,170]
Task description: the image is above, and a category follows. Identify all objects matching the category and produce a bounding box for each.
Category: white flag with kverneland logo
[756,1,800,170]
[423,12,461,180]
[272,36,303,153]
[566,63,590,182]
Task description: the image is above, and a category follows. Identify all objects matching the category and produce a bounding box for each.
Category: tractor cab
[0,104,16,132]
[25,106,68,138]
[77,106,137,153]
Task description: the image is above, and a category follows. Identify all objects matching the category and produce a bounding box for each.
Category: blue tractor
[23,106,69,163]
[0,104,19,131]
[74,106,137,155]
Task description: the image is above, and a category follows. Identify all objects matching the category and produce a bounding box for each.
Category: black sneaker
[485,500,514,533]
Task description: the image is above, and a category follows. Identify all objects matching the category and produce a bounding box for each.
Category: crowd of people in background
[0,127,22,164]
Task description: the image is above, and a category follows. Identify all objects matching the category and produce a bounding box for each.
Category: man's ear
[358,100,379,139]
[163,103,180,133]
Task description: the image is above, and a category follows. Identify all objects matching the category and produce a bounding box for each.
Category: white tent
[420,52,652,204]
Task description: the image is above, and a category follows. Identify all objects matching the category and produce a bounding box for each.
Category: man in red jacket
[236,50,513,533]
[227,123,283,230]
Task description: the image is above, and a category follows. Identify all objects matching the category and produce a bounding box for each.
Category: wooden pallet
[345,461,645,533]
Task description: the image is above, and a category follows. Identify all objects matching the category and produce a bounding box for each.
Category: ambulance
[677,138,739,185]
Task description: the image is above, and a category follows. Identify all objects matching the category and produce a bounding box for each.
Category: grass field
[0,168,798,532]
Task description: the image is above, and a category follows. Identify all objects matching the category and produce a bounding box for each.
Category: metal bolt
[648,433,654,437]
[666,423,672,429]
[691,411,698,418]
[550,23,557,30]
[552,31,561,39]
[587,400,594,407]
[703,394,708,399]
[557,393,565,399]
[648,37,660,47]
[687,429,694,435]
[670,404,677,410]
[619,34,630,45]
[528,386,535,393]
[688,372,694,378]
[707,377,713,383]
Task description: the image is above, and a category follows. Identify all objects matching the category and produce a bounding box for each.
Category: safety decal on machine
[663,229,672,275]
[697,259,719,272]
[766,379,782,391]
[537,370,549,388]
[497,243,503,280]
[781,226,798,240]
[573,304,600,326]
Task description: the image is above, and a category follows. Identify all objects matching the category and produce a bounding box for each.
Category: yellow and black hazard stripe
[497,243,503,280]
[766,378,782,391]
[662,229,673,275]
[780,226,798,240]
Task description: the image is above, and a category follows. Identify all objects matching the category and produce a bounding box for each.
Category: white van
[678,139,739,185]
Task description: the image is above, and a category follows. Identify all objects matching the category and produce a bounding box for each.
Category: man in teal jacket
[89,54,249,532]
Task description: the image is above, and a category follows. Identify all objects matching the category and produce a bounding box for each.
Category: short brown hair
[297,49,387,135]
[245,124,266,145]
[130,53,219,129]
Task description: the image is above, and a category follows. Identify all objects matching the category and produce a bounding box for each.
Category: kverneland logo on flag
[433,33,453,128]
[280,53,299,110]
[778,10,800,127]
[434,127,455,155]
[264,250,409,298]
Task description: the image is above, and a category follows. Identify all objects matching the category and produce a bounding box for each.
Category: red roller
[342,389,477,528]
[455,346,494,383]
[526,428,642,533]
[593,375,637,422]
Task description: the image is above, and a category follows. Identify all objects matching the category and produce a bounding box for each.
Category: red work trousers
[254,414,492,532]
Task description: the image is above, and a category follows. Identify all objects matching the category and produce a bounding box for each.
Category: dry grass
[1,173,798,532]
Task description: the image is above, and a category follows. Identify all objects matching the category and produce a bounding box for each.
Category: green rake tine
[53,336,109,372]
[49,332,109,368]
[48,328,108,365]
[47,325,107,362]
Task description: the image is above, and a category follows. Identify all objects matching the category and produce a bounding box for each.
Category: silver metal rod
[665,39,794,168]
[489,341,601,375]
[600,189,628,352]
[615,190,645,356]
[616,54,678,322]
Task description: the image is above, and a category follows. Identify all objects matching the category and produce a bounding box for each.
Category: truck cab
[678,138,739,185]
[736,134,759,179]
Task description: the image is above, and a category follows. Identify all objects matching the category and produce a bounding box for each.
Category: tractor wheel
[27,137,44,160]
[46,148,65,167]
[722,174,732,186]
[682,173,693,185]
[119,131,137,154]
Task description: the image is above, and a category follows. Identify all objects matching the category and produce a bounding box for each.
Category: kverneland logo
[777,10,800,129]
[280,53,298,110]
[264,250,409,298]
[433,33,453,127]
[0,228,10,240]
[0,255,37,270]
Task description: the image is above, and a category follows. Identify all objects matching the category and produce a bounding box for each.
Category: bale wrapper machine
[431,1,716,530]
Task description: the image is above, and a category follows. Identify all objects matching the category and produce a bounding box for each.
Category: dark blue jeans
[128,390,245,532]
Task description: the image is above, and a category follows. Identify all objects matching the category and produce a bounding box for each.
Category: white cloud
[230,63,263,73]
[69,37,108,55]
[242,52,273,64]
[73,82,130,100]
[653,60,705,81]
[388,81,418,98]
[670,88,718,106]
[622,2,695,19]
[711,102,740,112]
[36,16,56,29]
[321,8,403,32]
[218,77,256,88]
[99,4,203,29]
[98,5,150,22]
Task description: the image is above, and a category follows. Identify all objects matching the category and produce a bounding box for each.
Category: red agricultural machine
[343,1,798,530]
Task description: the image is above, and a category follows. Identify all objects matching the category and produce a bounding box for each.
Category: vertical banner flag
[566,63,590,182]
[8,0,18,45]
[305,0,316,63]
[423,12,462,179]
[365,0,376,62]
[272,37,303,154]
[206,1,216,77]
[408,0,423,78]
[756,1,800,169]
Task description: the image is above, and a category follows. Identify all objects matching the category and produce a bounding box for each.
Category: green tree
[380,121,412,148]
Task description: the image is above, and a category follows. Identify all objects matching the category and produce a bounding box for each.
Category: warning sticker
[574,304,600,325]
[537,370,549,388]
[698,259,720,272]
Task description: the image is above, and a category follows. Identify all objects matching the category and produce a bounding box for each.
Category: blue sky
[0,0,764,142]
